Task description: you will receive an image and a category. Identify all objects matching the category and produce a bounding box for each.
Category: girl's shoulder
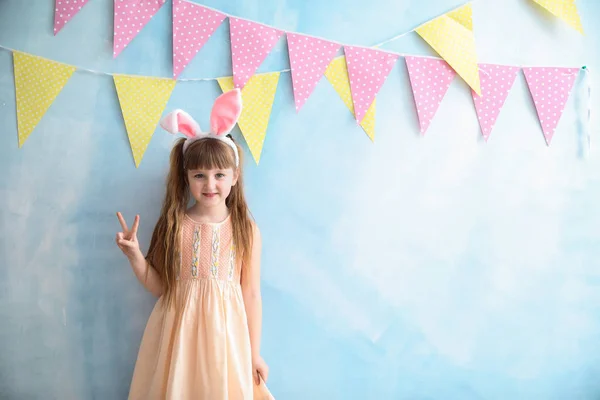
[250,219,261,247]
[247,216,260,234]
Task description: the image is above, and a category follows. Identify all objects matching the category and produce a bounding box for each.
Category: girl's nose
[206,177,217,190]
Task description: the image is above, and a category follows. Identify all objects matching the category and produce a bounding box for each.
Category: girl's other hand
[252,355,269,385]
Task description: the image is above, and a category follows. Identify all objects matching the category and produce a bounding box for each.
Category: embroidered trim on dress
[191,226,200,277]
[228,243,236,281]
[210,226,221,278]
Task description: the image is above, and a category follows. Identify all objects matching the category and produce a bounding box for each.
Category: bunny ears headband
[159,89,243,167]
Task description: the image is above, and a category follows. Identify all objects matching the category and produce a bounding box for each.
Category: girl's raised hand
[116,212,142,259]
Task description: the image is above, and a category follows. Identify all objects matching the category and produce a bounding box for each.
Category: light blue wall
[1,0,599,399]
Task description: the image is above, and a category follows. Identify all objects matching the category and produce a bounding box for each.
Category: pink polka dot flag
[523,66,580,145]
[405,56,456,134]
[229,17,284,89]
[287,33,341,112]
[54,0,89,35]
[344,46,398,123]
[172,0,226,79]
[113,0,167,58]
[471,63,519,142]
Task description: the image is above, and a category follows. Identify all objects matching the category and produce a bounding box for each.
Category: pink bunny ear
[160,109,201,138]
[210,89,243,136]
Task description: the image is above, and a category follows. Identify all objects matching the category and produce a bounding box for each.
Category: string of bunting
[2,0,588,167]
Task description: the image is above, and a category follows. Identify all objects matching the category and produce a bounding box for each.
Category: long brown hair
[146,136,253,306]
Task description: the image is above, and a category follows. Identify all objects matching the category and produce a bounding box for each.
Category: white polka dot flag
[324,56,377,141]
[415,4,481,95]
[405,56,456,135]
[523,67,580,145]
[13,52,75,148]
[172,0,226,79]
[532,0,584,34]
[287,33,341,112]
[217,72,281,164]
[54,0,89,35]
[471,63,520,142]
[344,46,398,124]
[229,17,284,89]
[113,74,176,167]
[113,0,167,58]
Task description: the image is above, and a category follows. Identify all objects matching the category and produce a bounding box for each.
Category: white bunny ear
[160,109,201,138]
[210,89,243,136]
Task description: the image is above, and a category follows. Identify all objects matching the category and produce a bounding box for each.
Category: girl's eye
[216,173,225,179]
[194,174,204,179]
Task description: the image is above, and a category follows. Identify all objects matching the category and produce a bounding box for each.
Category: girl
[115,89,273,399]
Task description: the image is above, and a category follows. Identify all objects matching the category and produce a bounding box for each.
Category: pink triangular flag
[229,17,284,89]
[405,56,456,134]
[344,46,398,123]
[523,66,580,145]
[54,0,89,35]
[172,0,226,78]
[471,63,520,141]
[287,33,341,112]
[113,0,167,58]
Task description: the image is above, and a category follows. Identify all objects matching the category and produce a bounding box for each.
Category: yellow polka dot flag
[13,52,75,147]
[416,4,481,95]
[217,72,280,164]
[324,56,376,142]
[532,0,584,34]
[113,74,176,167]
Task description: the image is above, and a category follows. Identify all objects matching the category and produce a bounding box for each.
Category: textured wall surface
[1,0,599,399]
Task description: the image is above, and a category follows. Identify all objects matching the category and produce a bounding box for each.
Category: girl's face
[187,168,238,209]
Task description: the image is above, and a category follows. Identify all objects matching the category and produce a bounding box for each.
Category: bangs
[183,138,236,171]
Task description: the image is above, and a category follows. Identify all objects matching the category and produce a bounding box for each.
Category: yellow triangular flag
[416,4,481,95]
[532,0,584,34]
[13,52,75,147]
[113,75,176,167]
[324,56,376,141]
[217,72,280,164]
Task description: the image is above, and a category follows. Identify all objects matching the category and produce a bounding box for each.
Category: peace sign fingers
[116,212,140,241]
[115,212,142,259]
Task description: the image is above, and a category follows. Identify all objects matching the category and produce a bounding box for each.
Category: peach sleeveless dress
[128,214,273,399]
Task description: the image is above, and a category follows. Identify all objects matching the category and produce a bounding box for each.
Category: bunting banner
[287,33,341,112]
[229,17,284,89]
[113,0,167,58]
[113,74,176,167]
[324,56,376,141]
[13,52,75,148]
[523,66,580,145]
[405,56,456,135]
[54,0,89,35]
[217,72,280,164]
[416,4,481,95]
[1,1,589,161]
[172,0,226,79]
[344,46,398,124]
[471,63,520,141]
[532,0,584,34]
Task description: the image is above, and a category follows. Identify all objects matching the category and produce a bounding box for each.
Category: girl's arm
[241,223,264,363]
[129,251,164,298]
[116,212,164,298]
